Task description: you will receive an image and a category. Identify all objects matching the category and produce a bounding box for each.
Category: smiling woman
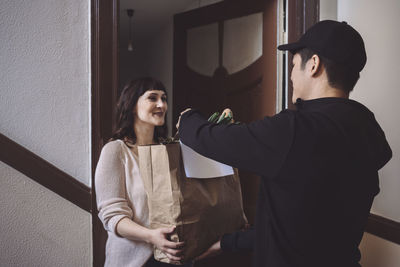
[111,77,168,145]
[134,90,168,141]
[94,77,193,267]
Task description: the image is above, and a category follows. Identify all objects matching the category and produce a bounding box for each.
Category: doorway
[91,0,319,266]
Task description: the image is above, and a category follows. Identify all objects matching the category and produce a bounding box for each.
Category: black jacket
[179,97,392,267]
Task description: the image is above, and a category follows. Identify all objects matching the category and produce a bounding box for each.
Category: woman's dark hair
[110,77,168,143]
[297,48,360,93]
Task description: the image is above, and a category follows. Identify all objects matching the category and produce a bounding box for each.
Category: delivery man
[177,20,392,267]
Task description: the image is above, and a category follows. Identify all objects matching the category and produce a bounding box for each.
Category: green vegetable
[208,110,238,125]
[217,112,232,124]
[208,112,220,123]
[216,113,226,124]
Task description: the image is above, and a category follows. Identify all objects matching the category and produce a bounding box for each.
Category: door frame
[286,0,320,109]
[91,0,119,266]
[91,0,320,266]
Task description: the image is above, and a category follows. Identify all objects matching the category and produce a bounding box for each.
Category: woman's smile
[153,111,165,117]
[135,89,168,127]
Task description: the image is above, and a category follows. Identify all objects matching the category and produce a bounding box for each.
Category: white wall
[0,0,91,186]
[0,0,92,265]
[0,162,92,267]
[319,0,337,21]
[320,1,400,266]
[359,233,400,267]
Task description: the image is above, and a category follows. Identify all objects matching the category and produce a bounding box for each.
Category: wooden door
[173,1,278,266]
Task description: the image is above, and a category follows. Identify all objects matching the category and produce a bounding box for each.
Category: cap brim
[277,42,305,53]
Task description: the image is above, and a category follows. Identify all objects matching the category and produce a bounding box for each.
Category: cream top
[95,140,152,267]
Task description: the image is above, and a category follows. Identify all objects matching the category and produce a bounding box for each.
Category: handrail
[366,213,400,245]
[0,133,91,212]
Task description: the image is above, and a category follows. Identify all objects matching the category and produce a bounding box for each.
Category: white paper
[180,141,234,178]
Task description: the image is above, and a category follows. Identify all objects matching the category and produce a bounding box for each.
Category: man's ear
[310,54,321,76]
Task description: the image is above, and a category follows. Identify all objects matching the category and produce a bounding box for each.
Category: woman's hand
[115,219,185,261]
[148,226,185,261]
[195,239,222,261]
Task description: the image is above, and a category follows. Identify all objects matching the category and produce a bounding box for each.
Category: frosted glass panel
[223,13,263,74]
[187,23,219,77]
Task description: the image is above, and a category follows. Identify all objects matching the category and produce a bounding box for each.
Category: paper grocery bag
[138,143,247,265]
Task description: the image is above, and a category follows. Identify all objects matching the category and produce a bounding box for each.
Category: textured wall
[0,0,91,186]
[319,0,337,21]
[359,233,400,267]
[0,0,92,266]
[0,162,92,267]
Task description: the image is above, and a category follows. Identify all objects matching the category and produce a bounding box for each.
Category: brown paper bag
[138,142,247,265]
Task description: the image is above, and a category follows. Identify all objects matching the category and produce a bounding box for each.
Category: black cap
[278,20,367,72]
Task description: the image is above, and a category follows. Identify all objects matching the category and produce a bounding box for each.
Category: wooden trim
[262,0,279,117]
[91,0,119,266]
[174,0,266,29]
[286,0,320,109]
[366,213,400,245]
[0,133,91,212]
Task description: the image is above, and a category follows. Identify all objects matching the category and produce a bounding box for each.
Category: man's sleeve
[179,109,295,178]
[220,227,255,253]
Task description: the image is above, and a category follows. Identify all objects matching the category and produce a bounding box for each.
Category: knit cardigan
[95,140,152,267]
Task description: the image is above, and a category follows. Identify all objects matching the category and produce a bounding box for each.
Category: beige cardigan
[95,140,152,267]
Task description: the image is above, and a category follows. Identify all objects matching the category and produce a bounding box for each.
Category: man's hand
[195,240,222,261]
[221,108,232,118]
[220,108,234,123]
[176,108,192,130]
